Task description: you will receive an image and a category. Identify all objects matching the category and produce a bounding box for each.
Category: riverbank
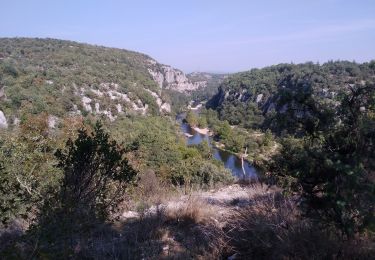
[192,126,212,135]
[183,119,253,163]
[177,110,258,179]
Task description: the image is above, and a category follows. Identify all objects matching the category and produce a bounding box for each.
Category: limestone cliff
[147,60,206,92]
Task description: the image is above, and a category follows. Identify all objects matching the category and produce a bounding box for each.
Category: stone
[81,96,92,112]
[48,116,58,129]
[148,60,204,92]
[0,110,8,128]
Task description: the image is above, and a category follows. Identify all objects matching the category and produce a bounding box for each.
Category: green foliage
[0,37,163,119]
[0,114,61,225]
[268,84,375,236]
[200,109,273,154]
[208,61,375,134]
[185,109,198,126]
[55,121,136,218]
[195,140,213,159]
[262,129,273,147]
[31,121,136,255]
[225,133,246,153]
[2,62,19,77]
[213,120,231,140]
[197,116,207,128]
[0,160,30,225]
[111,115,233,188]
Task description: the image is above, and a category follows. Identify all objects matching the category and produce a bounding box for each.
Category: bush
[225,190,374,259]
[29,121,137,256]
[268,84,375,236]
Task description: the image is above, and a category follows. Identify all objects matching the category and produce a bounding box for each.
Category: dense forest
[0,39,374,259]
[208,61,375,131]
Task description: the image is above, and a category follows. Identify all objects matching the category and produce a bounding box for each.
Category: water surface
[177,113,258,180]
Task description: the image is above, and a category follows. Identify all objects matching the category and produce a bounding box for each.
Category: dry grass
[2,183,373,259]
[165,197,216,225]
[72,197,227,259]
[224,189,375,259]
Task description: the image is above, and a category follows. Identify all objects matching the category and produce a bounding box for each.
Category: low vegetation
[0,39,374,259]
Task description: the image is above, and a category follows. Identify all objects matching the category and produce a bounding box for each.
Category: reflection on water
[177,113,258,180]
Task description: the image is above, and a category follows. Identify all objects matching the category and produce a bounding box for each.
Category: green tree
[33,121,136,254]
[269,84,375,236]
[54,121,136,219]
[186,109,198,127]
[214,120,231,140]
[198,116,208,128]
[0,113,60,225]
[227,133,245,153]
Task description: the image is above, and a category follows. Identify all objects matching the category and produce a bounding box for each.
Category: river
[176,112,258,180]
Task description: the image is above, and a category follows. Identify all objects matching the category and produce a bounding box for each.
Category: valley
[177,110,258,179]
[0,38,374,259]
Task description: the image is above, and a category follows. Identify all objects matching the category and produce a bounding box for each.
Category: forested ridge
[208,61,375,132]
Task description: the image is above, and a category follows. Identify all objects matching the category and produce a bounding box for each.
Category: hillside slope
[207,61,375,133]
[187,72,228,101]
[0,38,201,127]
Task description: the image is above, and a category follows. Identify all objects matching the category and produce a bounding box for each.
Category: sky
[1,0,375,73]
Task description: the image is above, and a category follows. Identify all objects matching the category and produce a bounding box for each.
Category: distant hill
[187,72,228,101]
[0,38,202,127]
[207,61,375,133]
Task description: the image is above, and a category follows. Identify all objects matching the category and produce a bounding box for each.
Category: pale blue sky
[1,0,375,72]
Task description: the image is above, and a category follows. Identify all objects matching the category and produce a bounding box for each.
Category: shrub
[30,121,137,256]
[268,84,375,236]
[225,190,374,259]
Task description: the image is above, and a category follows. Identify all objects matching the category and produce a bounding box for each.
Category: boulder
[0,110,8,128]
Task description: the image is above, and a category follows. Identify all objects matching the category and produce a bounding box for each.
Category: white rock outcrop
[0,110,8,128]
[81,96,92,112]
[13,117,20,126]
[48,115,58,129]
[95,102,100,113]
[160,102,171,113]
[76,82,151,120]
[116,104,123,113]
[145,89,171,113]
[148,60,205,92]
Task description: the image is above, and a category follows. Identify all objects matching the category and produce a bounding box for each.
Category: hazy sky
[1,0,375,73]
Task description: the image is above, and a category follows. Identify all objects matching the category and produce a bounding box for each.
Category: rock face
[81,96,93,112]
[70,81,174,121]
[76,82,157,121]
[145,89,171,113]
[0,110,8,128]
[148,61,205,92]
